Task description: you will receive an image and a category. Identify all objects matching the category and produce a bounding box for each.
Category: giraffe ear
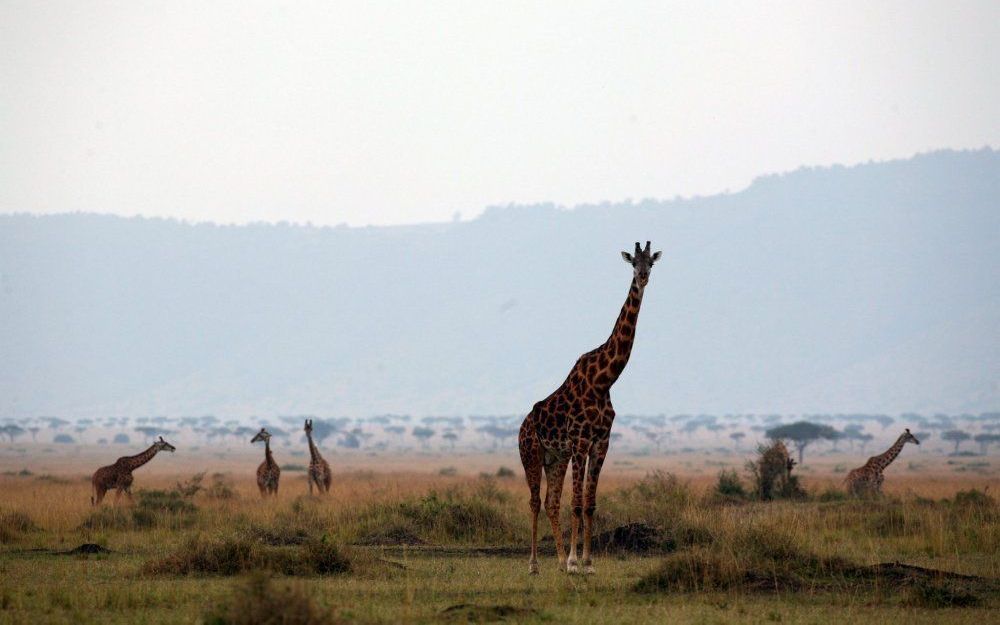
[651,251,662,263]
[621,251,634,264]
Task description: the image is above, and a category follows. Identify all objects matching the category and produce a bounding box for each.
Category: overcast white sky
[1,1,998,226]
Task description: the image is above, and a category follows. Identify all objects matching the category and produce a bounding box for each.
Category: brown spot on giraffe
[91,436,176,505]
[251,428,281,497]
[304,419,332,495]
[518,241,662,575]
[845,429,919,496]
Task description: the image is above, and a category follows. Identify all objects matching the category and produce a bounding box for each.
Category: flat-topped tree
[765,421,838,464]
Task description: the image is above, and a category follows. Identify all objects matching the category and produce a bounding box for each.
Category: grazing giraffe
[845,429,919,496]
[250,428,281,497]
[91,436,176,505]
[519,241,661,575]
[304,419,332,495]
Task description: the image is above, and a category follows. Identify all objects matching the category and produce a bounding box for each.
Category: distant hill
[1,149,998,418]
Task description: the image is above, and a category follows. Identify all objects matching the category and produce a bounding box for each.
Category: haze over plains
[0,4,997,419]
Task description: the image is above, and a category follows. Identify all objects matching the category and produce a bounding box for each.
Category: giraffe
[845,429,919,496]
[91,436,176,505]
[304,419,332,494]
[518,241,661,575]
[251,428,281,497]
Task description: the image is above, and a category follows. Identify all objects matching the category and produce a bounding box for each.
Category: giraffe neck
[306,432,322,463]
[264,439,275,466]
[871,434,908,471]
[598,276,645,387]
[119,445,159,471]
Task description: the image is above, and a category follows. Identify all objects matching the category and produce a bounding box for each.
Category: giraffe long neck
[307,432,322,463]
[120,445,159,471]
[264,439,275,466]
[871,434,908,471]
[599,276,645,386]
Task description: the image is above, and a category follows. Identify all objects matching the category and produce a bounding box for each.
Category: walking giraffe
[845,429,920,496]
[304,419,332,494]
[91,436,176,505]
[519,241,661,575]
[250,428,281,497]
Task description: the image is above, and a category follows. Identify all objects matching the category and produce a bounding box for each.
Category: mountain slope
[1,149,997,417]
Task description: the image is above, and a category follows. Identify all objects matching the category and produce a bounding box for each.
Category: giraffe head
[154,436,176,452]
[903,428,920,445]
[304,419,313,436]
[251,428,272,444]
[621,241,662,288]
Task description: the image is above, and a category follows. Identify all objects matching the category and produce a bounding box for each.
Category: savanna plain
[0,448,997,625]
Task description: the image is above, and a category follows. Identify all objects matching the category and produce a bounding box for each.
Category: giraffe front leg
[582,438,609,575]
[566,453,586,574]
[543,455,570,571]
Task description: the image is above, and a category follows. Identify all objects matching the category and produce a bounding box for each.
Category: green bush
[713,470,747,500]
[0,509,37,544]
[144,536,352,576]
[203,572,345,625]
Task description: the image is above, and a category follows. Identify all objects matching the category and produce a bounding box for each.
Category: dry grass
[0,448,997,623]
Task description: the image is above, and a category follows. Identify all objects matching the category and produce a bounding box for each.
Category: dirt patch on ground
[539,522,668,555]
[590,522,664,554]
[60,543,113,555]
[355,527,427,546]
[440,603,537,622]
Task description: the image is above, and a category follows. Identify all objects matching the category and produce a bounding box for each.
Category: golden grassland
[0,446,997,624]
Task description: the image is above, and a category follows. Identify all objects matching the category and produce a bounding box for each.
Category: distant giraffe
[304,419,331,495]
[251,428,280,496]
[845,429,919,496]
[519,241,662,575]
[91,436,176,505]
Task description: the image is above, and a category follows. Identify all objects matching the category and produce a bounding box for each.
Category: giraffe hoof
[566,560,579,574]
[528,562,539,575]
[583,565,596,575]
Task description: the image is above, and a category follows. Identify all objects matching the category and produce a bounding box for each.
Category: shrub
[79,489,199,531]
[144,536,351,576]
[713,470,747,500]
[635,527,853,593]
[952,488,995,509]
[904,578,981,608]
[438,467,457,476]
[281,464,308,472]
[746,442,806,501]
[203,572,344,625]
[496,466,516,479]
[0,509,37,544]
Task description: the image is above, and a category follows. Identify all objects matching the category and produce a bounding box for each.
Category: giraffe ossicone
[518,241,662,575]
[845,428,919,496]
[90,436,176,505]
[304,419,332,495]
[251,427,281,497]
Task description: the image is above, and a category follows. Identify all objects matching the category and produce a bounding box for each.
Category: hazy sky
[1,1,998,226]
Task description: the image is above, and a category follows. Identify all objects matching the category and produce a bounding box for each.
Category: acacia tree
[942,430,971,453]
[765,421,839,464]
[973,433,1000,455]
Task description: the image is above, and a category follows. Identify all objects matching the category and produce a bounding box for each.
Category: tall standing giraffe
[91,436,176,505]
[304,419,332,494]
[251,428,281,497]
[519,241,662,575]
[845,429,919,495]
